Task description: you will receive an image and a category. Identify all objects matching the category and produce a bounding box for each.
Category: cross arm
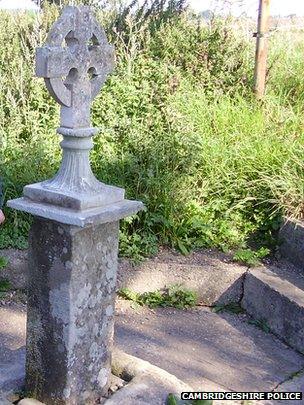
[36,46,75,107]
[36,46,74,78]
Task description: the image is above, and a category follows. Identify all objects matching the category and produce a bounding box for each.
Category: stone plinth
[26,218,119,404]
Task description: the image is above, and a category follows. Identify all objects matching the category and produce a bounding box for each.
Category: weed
[0,279,11,292]
[233,247,270,267]
[289,369,304,380]
[118,285,198,309]
[212,302,244,315]
[167,393,213,404]
[118,288,140,303]
[0,256,8,269]
[248,318,270,333]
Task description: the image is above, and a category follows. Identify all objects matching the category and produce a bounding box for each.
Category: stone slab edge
[18,400,44,405]
[106,348,193,404]
[242,267,304,353]
[118,262,246,306]
[7,198,144,227]
[15,349,192,405]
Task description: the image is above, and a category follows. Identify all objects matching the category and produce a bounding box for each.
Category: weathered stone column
[8,6,143,405]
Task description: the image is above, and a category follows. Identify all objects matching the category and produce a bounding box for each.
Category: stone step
[118,249,247,306]
[242,261,304,354]
[1,248,248,307]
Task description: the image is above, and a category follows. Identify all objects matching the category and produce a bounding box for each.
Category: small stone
[106,305,113,317]
[7,393,20,403]
[108,374,125,394]
[19,399,45,405]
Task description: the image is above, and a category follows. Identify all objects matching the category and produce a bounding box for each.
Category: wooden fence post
[253,0,271,98]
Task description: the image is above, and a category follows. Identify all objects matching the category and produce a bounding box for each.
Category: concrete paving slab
[1,252,304,403]
[2,298,304,399]
[115,300,304,392]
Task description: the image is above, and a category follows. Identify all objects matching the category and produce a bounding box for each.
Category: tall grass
[0,1,303,259]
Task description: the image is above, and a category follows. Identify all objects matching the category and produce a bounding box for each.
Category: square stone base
[23,182,125,211]
[7,198,144,227]
[26,218,120,404]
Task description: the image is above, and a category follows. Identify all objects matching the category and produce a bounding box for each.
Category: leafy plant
[232,247,270,267]
[0,279,11,292]
[248,318,270,333]
[212,302,244,315]
[118,285,198,309]
[167,393,179,405]
[0,256,9,269]
[166,393,213,405]
[289,370,304,380]
[118,287,140,303]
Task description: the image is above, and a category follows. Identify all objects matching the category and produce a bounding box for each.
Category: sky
[1,1,303,17]
[189,0,304,17]
[0,0,39,10]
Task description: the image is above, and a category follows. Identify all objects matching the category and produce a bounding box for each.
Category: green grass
[0,2,304,259]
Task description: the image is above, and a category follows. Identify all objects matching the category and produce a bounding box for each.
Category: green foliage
[248,318,270,333]
[118,285,198,309]
[289,370,304,380]
[0,256,8,269]
[119,214,158,263]
[166,393,213,405]
[0,279,11,292]
[233,247,270,267]
[0,4,303,259]
[212,302,244,315]
[167,394,178,405]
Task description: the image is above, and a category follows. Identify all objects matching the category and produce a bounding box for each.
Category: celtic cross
[36,6,114,128]
[24,6,124,211]
[36,5,114,128]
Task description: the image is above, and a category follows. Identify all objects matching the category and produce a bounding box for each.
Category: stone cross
[23,5,125,212]
[36,5,114,128]
[7,6,143,405]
